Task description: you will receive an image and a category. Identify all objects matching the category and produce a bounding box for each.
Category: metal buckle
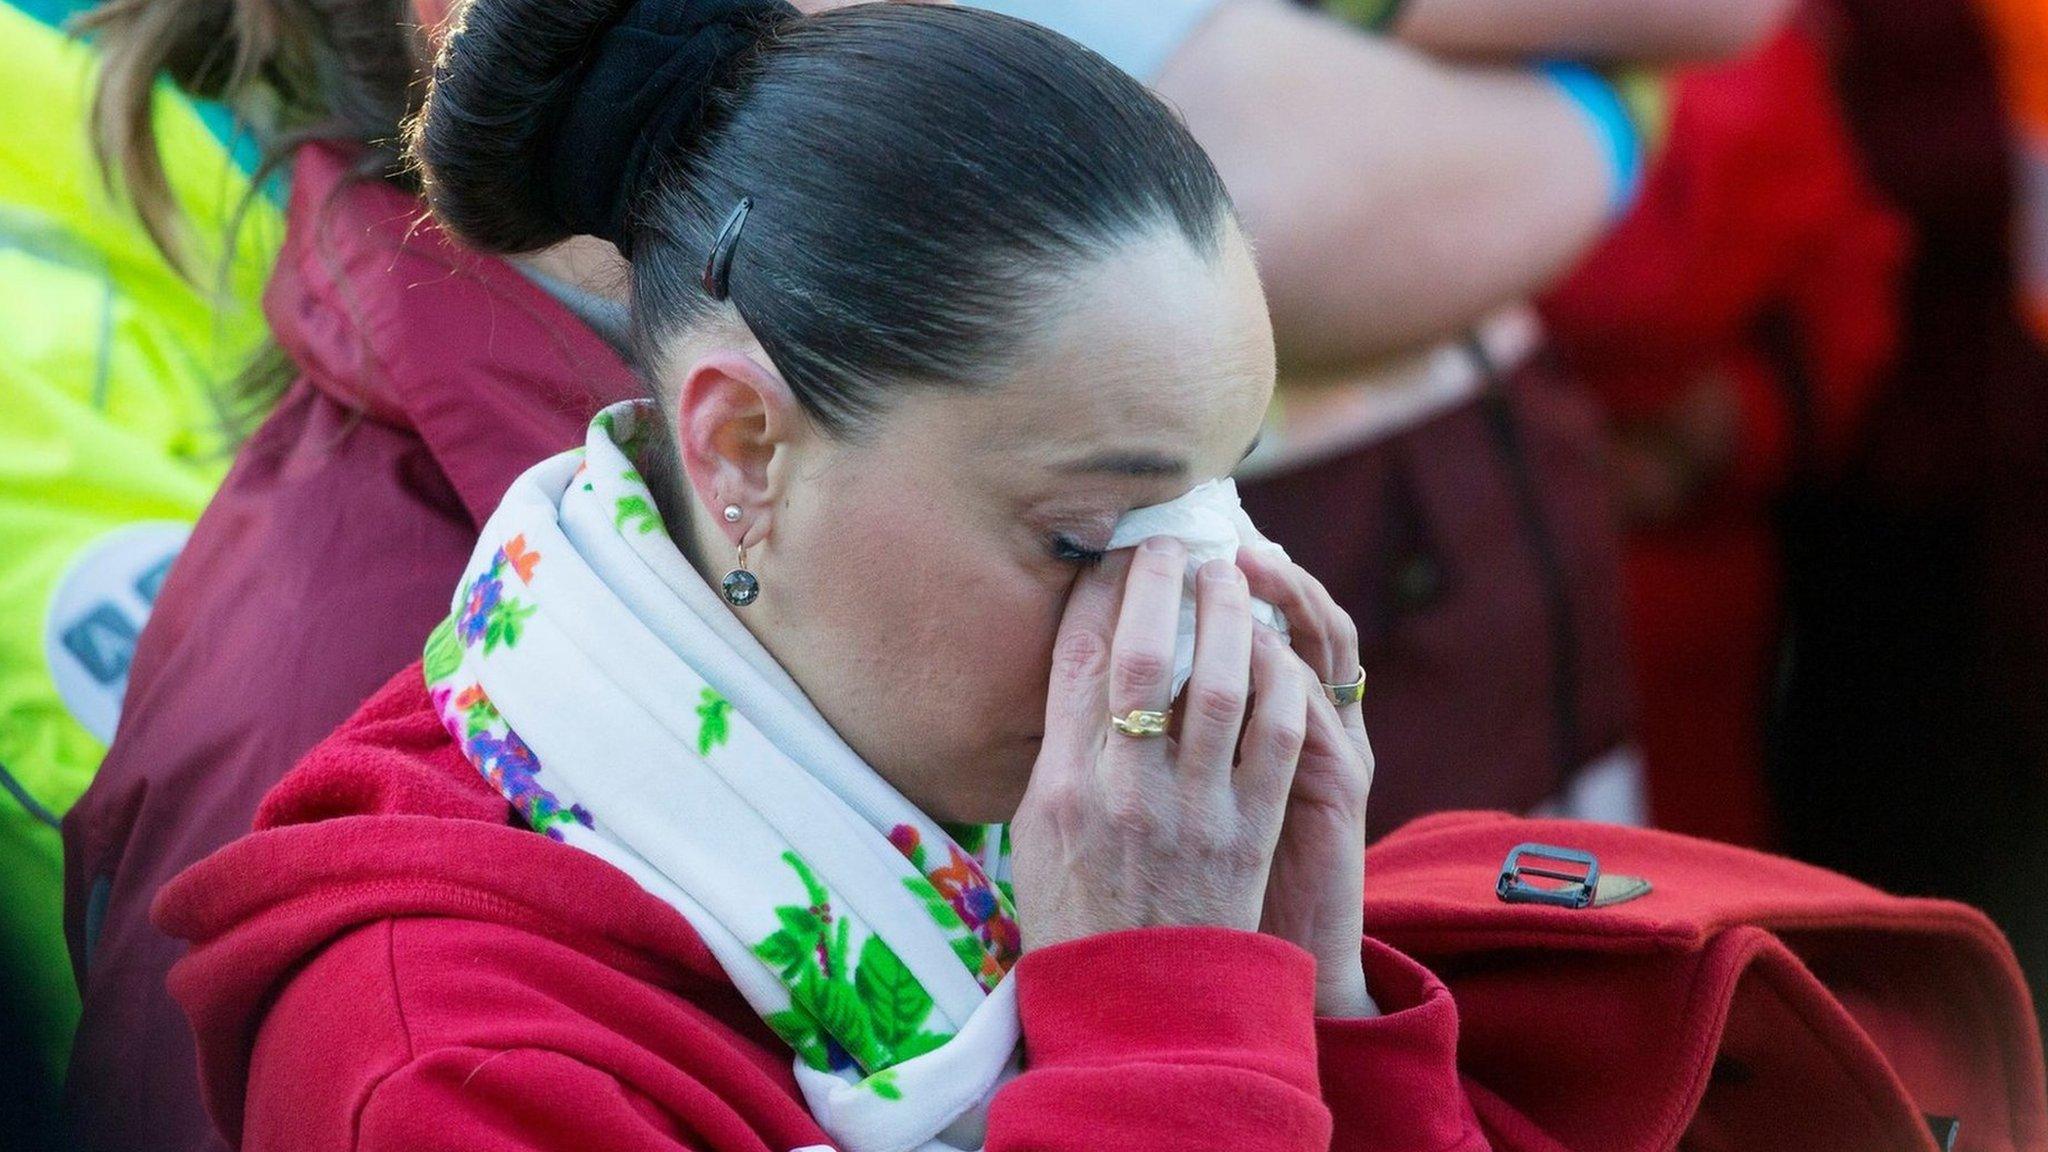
[1497,843,1601,909]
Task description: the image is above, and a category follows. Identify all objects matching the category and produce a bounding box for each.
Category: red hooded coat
[157,666,2047,1152]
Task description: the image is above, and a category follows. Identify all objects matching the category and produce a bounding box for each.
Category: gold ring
[1111,708,1172,738]
[1322,668,1367,707]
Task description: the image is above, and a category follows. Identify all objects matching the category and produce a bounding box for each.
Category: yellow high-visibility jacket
[0,0,280,1079]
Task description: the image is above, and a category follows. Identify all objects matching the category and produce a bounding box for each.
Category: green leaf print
[941,823,987,855]
[811,973,883,1069]
[423,616,463,685]
[775,905,824,948]
[765,1009,833,1072]
[787,852,832,911]
[615,493,661,535]
[904,877,966,932]
[754,852,957,1087]
[482,598,537,654]
[828,916,853,982]
[696,688,732,755]
[891,1030,950,1063]
[855,936,932,1049]
[754,929,811,978]
[950,936,987,976]
[462,693,501,738]
[865,1069,902,1101]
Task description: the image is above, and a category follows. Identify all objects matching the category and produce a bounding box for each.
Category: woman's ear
[671,351,804,548]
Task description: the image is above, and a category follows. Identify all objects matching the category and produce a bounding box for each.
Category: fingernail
[1256,627,1284,648]
[1141,536,1182,559]
[1199,559,1242,586]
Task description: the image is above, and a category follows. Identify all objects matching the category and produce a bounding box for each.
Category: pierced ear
[670,351,801,545]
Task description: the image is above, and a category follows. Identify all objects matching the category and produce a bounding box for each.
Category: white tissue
[1105,478,1290,697]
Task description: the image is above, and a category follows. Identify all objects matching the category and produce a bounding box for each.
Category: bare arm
[1157,0,1613,369]
[1390,0,1794,63]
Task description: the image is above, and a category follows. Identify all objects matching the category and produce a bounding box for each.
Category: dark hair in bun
[413,0,1234,433]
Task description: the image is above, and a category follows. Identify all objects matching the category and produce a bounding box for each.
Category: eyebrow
[1057,432,1263,478]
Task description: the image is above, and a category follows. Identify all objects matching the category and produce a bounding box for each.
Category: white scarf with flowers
[425,401,1023,1152]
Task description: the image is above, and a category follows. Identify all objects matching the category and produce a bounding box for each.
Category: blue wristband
[1542,62,1646,219]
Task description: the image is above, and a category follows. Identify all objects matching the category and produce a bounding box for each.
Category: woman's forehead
[971,229,1276,468]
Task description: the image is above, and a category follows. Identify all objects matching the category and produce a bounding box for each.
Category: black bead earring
[722,543,760,607]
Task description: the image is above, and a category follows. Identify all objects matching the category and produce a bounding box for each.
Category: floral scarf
[425,401,1023,1152]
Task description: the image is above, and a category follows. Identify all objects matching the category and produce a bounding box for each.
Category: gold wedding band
[1323,668,1368,707]
[1111,708,1172,738]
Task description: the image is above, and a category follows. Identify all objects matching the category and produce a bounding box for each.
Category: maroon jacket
[59,145,638,1152]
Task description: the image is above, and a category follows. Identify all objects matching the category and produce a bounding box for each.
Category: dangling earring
[722,543,760,607]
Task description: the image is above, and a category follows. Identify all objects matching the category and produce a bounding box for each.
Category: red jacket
[159,668,2048,1152]
[59,145,638,1152]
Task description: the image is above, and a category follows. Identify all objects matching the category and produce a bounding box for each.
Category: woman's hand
[1013,538,1314,951]
[1238,545,1380,1019]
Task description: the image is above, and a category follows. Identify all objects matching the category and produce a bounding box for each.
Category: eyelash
[1050,534,1107,567]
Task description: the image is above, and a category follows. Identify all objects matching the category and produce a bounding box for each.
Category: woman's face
[679,225,1275,822]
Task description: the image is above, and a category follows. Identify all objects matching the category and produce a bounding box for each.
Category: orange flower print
[503,534,542,584]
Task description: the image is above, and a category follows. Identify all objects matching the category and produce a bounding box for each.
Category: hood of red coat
[264,144,640,524]
[151,667,731,1143]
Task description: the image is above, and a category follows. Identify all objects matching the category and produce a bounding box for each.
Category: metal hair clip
[702,197,753,301]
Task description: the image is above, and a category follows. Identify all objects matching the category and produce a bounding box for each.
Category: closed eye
[1050,534,1107,566]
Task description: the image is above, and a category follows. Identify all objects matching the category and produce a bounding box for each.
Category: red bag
[1367,813,2048,1152]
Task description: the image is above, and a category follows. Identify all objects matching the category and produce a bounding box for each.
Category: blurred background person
[0,0,277,1130]
[1772,0,2048,1037]
[1540,17,1908,848]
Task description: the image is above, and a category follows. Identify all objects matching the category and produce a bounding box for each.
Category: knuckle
[1223,834,1272,875]
[1187,682,1247,728]
[1187,822,1268,876]
[1334,613,1360,656]
[1259,715,1308,762]
[1051,627,1111,682]
[1111,645,1172,698]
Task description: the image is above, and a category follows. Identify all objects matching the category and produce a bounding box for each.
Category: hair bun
[414,0,793,256]
[543,0,796,248]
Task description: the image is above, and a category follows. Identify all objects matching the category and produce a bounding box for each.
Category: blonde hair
[77,0,420,277]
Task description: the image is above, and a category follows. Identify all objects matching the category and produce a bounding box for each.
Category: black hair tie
[538,0,797,252]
